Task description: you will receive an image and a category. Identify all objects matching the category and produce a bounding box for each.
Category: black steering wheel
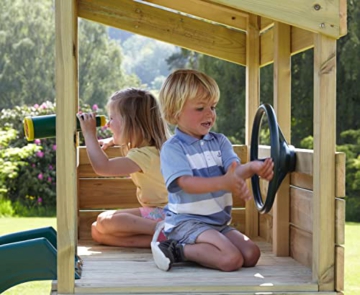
[250,104,297,214]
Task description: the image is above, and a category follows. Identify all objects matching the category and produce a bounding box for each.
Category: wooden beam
[143,0,249,31]
[55,0,78,293]
[272,22,291,256]
[78,0,246,65]
[261,26,314,67]
[245,15,260,238]
[313,34,337,291]
[205,0,347,39]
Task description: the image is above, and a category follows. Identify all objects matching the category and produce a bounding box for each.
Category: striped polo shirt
[160,128,240,234]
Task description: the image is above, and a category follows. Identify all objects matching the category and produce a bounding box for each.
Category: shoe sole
[151,241,171,271]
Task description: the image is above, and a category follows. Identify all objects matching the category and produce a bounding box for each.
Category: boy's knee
[218,252,244,272]
[242,244,261,267]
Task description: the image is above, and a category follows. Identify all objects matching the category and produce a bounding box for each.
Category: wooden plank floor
[51,239,331,295]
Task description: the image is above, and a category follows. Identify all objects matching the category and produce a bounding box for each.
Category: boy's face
[177,97,217,139]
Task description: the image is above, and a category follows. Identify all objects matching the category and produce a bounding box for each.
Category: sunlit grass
[344,222,360,295]
[0,218,359,294]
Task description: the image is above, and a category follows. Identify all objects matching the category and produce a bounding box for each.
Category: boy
[152,69,273,271]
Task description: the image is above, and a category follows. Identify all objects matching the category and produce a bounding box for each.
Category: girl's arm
[77,113,140,176]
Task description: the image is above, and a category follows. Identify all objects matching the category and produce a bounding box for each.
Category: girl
[77,88,170,248]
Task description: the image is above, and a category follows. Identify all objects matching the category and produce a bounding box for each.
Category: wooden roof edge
[205,0,347,39]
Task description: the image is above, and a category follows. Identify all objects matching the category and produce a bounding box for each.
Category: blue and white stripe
[160,128,240,233]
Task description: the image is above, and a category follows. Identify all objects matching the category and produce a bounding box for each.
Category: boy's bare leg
[224,230,261,267]
[182,229,244,271]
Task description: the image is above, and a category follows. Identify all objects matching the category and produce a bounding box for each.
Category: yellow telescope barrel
[23,114,107,141]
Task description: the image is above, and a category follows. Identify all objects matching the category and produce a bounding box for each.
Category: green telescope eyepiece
[23,114,107,141]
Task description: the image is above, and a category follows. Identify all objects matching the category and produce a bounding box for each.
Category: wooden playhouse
[53,0,347,294]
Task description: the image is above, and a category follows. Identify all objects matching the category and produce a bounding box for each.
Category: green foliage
[0,127,40,198]
[0,198,15,217]
[0,0,55,109]
[78,19,140,108]
[199,55,246,142]
[0,102,111,216]
[0,0,140,110]
[121,35,176,89]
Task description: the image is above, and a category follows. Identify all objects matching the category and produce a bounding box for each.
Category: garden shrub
[0,101,111,216]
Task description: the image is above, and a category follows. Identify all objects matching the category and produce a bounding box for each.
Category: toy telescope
[23,114,107,141]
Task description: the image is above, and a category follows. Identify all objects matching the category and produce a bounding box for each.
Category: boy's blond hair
[107,88,170,150]
[159,69,220,125]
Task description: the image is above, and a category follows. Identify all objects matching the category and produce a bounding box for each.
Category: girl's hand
[77,112,97,138]
[98,137,115,150]
[224,161,252,201]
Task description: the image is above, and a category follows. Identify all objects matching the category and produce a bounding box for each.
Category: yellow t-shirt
[126,146,168,208]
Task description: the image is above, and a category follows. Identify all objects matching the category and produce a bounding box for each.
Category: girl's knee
[91,223,102,244]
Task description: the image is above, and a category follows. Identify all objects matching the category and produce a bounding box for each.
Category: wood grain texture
[313,34,337,290]
[205,0,347,38]
[51,238,319,294]
[78,0,246,65]
[55,0,78,292]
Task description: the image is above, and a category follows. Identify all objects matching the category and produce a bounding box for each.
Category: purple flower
[38,173,43,180]
[52,145,57,151]
[34,104,39,109]
[47,177,52,183]
[92,104,98,111]
[36,151,44,158]
[37,197,42,204]
[32,164,36,168]
[34,139,41,145]
[48,165,53,170]
[40,103,47,109]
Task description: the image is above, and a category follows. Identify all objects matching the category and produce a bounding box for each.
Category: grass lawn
[0,217,359,294]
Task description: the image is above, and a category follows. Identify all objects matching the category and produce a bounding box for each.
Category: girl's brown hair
[107,88,170,150]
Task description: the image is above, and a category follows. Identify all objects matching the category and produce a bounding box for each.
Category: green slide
[0,227,81,294]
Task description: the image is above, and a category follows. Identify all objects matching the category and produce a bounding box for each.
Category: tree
[121,34,177,89]
[0,0,55,108]
[78,19,139,108]
[199,55,246,143]
[0,0,139,110]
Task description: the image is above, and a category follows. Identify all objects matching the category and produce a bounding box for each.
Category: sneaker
[151,239,184,271]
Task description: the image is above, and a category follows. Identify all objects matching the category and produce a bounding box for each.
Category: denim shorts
[167,220,235,244]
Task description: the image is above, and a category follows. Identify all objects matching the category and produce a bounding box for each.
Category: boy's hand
[224,161,252,201]
[252,158,274,181]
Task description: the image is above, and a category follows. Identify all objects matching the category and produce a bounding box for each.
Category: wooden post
[245,14,260,238]
[273,22,291,256]
[55,0,78,293]
[313,34,337,291]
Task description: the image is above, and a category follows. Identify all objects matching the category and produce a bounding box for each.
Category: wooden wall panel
[78,178,138,209]
[335,246,344,291]
[259,214,273,244]
[290,187,313,233]
[290,226,312,268]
